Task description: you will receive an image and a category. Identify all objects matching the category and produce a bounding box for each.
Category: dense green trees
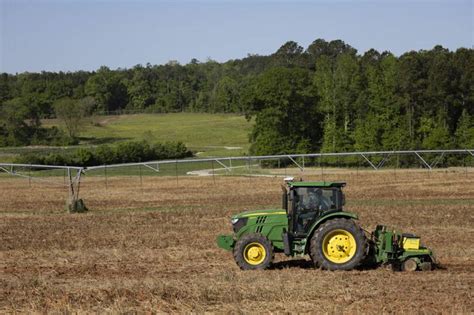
[85,66,129,112]
[455,110,474,148]
[247,67,321,155]
[0,97,38,146]
[15,140,192,167]
[0,96,69,146]
[314,53,361,152]
[0,39,472,153]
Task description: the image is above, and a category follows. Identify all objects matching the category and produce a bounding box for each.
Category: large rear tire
[233,233,274,270]
[310,218,367,270]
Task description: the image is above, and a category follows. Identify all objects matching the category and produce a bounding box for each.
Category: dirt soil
[1,169,473,313]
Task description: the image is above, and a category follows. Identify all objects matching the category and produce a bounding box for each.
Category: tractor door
[293,187,315,236]
[291,187,338,236]
[287,187,313,237]
[287,188,296,235]
[281,188,297,255]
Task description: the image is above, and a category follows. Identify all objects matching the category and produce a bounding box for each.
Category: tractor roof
[287,181,346,188]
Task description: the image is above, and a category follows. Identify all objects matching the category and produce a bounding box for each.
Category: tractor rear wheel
[310,218,367,270]
[233,233,274,270]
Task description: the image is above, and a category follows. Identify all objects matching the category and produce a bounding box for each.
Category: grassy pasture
[0,113,253,163]
[0,168,473,313]
[45,113,253,157]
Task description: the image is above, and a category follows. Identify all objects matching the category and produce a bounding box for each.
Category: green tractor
[217,178,436,271]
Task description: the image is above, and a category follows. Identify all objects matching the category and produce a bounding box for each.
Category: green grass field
[0,113,254,162]
[60,113,252,157]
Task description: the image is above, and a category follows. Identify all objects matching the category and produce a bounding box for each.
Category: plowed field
[1,169,473,313]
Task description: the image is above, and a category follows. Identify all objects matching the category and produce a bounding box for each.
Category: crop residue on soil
[0,169,473,313]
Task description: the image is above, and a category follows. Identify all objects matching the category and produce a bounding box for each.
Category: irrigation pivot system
[83,149,473,172]
[0,149,472,211]
[0,163,84,211]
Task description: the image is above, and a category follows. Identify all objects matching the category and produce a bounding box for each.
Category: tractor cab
[283,179,346,237]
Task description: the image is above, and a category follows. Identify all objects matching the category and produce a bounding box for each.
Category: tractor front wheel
[310,218,367,270]
[233,233,274,270]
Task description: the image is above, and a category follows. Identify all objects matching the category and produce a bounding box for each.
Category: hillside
[39,113,253,158]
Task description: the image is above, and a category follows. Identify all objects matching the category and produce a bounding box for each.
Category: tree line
[15,140,192,167]
[0,38,472,154]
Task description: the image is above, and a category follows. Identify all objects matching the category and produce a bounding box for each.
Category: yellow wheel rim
[243,242,266,265]
[322,229,357,264]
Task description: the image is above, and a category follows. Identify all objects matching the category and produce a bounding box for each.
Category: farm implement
[217,178,437,271]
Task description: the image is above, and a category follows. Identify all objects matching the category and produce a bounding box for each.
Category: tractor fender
[304,211,359,252]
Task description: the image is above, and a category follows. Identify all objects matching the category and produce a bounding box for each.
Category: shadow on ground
[271,259,315,269]
[271,259,386,271]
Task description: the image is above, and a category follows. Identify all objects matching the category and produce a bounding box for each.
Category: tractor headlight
[231,217,248,233]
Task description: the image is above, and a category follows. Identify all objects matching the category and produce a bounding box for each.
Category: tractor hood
[232,209,287,220]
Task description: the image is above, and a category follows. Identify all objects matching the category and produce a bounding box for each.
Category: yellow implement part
[403,237,420,250]
[322,229,357,264]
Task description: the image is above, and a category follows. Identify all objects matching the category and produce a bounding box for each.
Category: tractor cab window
[295,187,337,211]
[292,187,341,234]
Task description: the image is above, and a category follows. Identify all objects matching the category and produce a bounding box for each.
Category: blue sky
[1,0,472,73]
